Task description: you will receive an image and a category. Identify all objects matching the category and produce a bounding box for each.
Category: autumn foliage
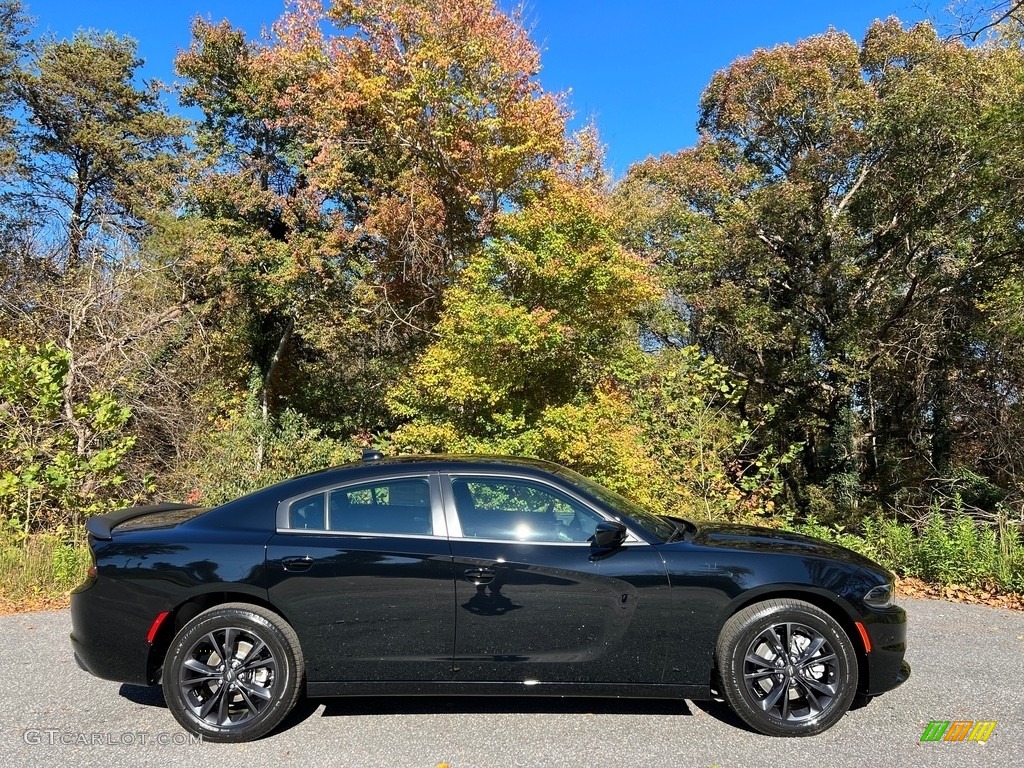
[2,0,1024,603]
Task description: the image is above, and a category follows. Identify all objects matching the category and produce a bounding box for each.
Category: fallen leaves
[897,577,1024,612]
[0,593,71,616]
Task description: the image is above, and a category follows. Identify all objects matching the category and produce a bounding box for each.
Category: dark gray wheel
[163,603,303,743]
[716,599,857,737]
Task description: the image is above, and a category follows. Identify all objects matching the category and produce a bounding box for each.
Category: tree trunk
[254,315,295,473]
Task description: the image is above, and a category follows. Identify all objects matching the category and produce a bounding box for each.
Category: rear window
[114,506,209,531]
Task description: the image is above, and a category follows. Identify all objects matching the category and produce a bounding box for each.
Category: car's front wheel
[163,603,304,742]
[716,599,858,737]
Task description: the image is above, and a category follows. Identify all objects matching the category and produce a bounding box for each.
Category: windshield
[553,467,677,542]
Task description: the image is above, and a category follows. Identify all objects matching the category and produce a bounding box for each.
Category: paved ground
[2,598,1021,767]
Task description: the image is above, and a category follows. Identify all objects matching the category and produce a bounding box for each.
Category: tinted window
[328,478,432,535]
[289,494,325,530]
[554,466,675,542]
[451,477,603,542]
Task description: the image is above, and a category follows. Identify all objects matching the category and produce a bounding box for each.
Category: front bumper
[860,604,910,695]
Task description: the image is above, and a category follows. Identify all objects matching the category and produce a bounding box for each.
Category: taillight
[87,565,96,578]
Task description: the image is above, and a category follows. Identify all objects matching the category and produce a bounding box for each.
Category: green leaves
[388,176,654,431]
[0,339,135,529]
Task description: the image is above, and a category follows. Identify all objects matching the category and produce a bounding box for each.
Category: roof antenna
[362,448,384,462]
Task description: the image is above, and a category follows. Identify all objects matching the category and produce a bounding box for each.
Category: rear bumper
[70,578,157,686]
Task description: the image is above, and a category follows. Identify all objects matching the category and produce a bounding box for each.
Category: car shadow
[117,685,756,739]
[687,696,758,733]
[118,683,166,708]
[317,696,691,717]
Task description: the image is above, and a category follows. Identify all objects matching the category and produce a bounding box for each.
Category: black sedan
[70,454,909,742]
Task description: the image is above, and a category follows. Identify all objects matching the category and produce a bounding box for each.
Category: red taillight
[146,611,170,644]
[854,620,872,653]
[87,565,96,578]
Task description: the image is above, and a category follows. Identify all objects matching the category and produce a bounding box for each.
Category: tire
[715,599,858,737]
[163,603,304,743]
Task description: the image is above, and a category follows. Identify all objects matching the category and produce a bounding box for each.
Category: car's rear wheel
[163,603,304,742]
[715,599,858,737]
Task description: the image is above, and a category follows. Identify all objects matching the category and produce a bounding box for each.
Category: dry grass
[0,534,90,615]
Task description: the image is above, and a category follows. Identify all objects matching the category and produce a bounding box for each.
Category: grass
[0,532,91,613]
[790,509,1024,595]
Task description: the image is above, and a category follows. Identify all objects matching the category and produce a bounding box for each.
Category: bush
[790,507,1024,593]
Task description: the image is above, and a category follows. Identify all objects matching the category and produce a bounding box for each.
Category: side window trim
[276,472,447,538]
[439,472,642,545]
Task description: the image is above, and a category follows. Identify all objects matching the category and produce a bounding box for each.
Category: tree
[0,0,26,173]
[14,31,185,266]
[174,0,570,454]
[616,20,1024,519]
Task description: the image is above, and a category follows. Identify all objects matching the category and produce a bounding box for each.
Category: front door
[444,473,671,684]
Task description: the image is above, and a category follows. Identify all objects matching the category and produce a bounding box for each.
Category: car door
[443,472,672,685]
[265,472,456,683]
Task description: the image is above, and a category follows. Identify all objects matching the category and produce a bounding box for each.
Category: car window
[450,477,603,542]
[328,478,433,535]
[289,494,325,530]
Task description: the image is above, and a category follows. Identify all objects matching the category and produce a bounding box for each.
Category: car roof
[310,454,566,479]
[233,454,570,505]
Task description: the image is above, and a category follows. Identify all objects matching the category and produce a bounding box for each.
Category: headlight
[862,582,895,609]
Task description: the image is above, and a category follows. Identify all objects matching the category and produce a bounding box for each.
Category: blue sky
[22,0,937,175]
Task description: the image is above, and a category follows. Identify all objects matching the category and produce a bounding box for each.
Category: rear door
[444,472,672,685]
[266,472,455,682]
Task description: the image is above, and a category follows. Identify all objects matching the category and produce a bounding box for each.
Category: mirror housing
[592,520,627,549]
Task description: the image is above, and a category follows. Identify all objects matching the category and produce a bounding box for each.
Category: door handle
[282,555,313,572]
[463,567,495,585]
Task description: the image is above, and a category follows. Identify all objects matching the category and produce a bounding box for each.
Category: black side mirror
[592,520,627,549]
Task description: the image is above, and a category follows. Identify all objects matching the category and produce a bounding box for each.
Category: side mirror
[592,520,627,549]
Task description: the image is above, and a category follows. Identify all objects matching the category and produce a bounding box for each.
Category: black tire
[715,599,858,737]
[163,603,304,743]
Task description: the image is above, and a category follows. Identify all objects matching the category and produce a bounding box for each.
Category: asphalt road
[2,597,1021,768]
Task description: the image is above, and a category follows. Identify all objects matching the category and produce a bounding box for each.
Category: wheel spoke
[237,678,273,702]
[205,631,226,664]
[198,683,225,720]
[801,652,836,667]
[181,659,219,684]
[796,635,826,663]
[755,628,785,658]
[242,653,275,673]
[222,627,238,662]
[796,678,823,714]
[759,679,787,713]
[240,638,266,664]
[799,675,838,697]
[233,682,261,714]
[217,682,232,725]
[745,651,776,670]
[780,685,790,720]
[744,668,777,681]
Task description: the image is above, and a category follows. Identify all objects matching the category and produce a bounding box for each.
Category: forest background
[3,0,1024,607]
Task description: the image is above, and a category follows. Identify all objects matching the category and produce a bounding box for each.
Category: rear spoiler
[85,503,201,541]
